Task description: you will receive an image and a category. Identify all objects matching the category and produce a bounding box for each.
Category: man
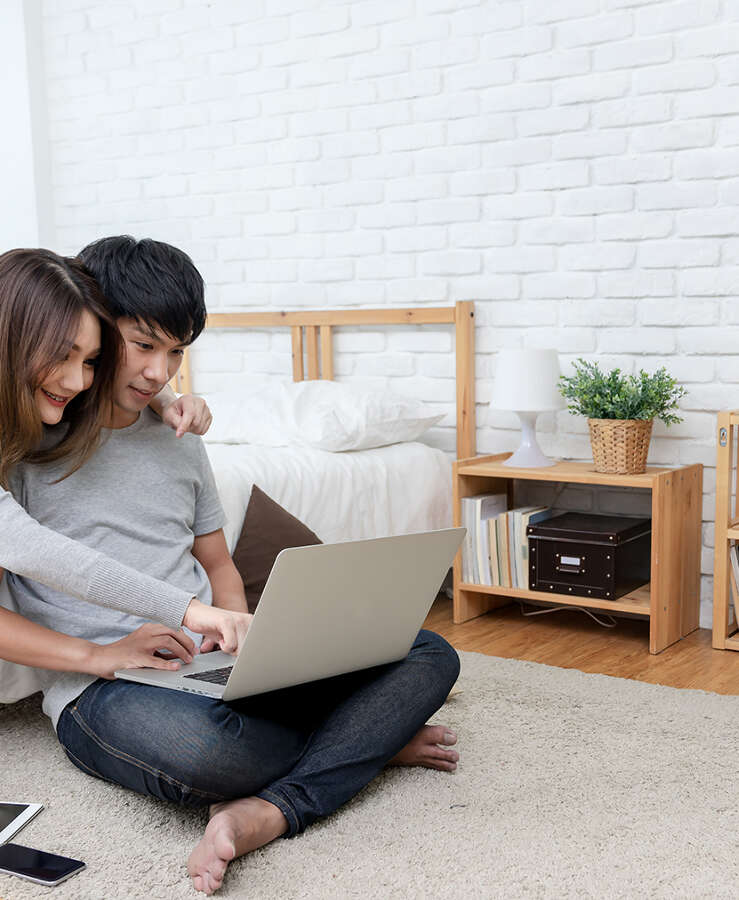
[8,236,461,896]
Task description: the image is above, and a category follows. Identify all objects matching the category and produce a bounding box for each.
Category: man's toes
[428,744,459,762]
[426,724,457,746]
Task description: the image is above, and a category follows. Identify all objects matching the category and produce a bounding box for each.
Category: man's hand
[183,599,252,655]
[161,393,213,438]
[88,623,196,680]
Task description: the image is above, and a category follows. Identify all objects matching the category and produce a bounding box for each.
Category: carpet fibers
[2,650,739,899]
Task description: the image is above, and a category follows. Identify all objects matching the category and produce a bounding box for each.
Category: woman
[0,248,248,683]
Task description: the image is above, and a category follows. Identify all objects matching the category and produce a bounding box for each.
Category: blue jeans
[56,630,459,837]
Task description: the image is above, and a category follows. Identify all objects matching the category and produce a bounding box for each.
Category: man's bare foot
[388,724,459,772]
[187,797,288,895]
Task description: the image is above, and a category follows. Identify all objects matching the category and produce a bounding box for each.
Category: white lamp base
[503,410,556,468]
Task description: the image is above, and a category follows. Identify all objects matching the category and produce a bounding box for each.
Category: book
[460,493,506,584]
[461,500,551,589]
[496,511,511,587]
[474,493,507,585]
[518,507,553,588]
[488,516,500,586]
[509,506,534,588]
[460,497,473,584]
[507,510,518,587]
[510,506,537,588]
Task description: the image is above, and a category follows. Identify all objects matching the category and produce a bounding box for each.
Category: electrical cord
[516,600,617,629]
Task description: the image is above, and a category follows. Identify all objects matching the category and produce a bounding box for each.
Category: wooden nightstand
[453,453,703,655]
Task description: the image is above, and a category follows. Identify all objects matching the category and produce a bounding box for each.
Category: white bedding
[206,440,452,550]
[1,441,451,704]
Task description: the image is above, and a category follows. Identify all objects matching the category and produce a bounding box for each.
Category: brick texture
[40,0,739,626]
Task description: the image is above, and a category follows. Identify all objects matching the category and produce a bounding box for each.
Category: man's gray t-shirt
[7,408,226,730]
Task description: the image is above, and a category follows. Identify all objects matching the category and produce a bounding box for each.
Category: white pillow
[203,382,443,451]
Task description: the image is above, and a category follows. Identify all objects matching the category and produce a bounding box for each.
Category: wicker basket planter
[587,418,653,475]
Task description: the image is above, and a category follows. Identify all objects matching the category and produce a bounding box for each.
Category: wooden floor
[424,595,739,696]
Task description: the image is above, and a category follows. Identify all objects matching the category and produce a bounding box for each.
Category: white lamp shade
[490,348,564,412]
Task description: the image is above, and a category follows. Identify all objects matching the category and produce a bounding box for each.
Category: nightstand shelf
[453,453,703,655]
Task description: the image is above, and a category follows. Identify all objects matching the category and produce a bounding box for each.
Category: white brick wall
[38,0,739,627]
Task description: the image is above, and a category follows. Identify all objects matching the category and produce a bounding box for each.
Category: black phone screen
[0,803,29,832]
[0,842,85,884]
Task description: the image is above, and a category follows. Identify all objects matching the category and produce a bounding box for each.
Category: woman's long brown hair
[0,249,122,489]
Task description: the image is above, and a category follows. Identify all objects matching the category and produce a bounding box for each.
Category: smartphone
[0,802,43,844]
[0,843,85,886]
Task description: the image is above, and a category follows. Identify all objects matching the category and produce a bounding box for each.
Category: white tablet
[0,802,43,844]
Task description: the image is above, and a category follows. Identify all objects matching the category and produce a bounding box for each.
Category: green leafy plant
[558,359,686,425]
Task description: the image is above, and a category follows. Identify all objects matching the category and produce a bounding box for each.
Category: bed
[189,302,475,547]
[1,303,475,703]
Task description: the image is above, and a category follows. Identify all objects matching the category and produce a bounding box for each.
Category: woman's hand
[161,393,213,438]
[182,599,252,655]
[88,623,196,680]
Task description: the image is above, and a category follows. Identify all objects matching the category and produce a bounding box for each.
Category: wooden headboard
[176,301,476,459]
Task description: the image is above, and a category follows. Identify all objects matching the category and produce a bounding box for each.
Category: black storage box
[527,512,651,601]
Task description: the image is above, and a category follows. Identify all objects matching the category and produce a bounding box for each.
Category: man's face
[112,317,189,425]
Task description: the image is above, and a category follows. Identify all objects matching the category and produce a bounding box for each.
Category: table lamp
[490,348,563,468]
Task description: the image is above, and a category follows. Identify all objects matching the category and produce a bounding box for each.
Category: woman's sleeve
[0,487,192,629]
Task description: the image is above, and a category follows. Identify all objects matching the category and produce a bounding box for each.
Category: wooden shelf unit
[453,454,703,655]
[712,410,739,650]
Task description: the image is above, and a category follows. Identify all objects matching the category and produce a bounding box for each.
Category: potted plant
[558,359,686,474]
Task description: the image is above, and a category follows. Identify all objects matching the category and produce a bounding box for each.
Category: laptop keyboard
[183,666,233,685]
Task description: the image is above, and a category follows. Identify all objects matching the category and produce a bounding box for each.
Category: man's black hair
[78,236,206,345]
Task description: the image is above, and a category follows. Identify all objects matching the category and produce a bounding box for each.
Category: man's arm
[150,385,213,438]
[191,529,251,653]
[192,529,247,613]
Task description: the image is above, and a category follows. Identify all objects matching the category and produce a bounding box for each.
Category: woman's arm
[0,486,193,629]
[0,606,195,679]
[0,492,253,653]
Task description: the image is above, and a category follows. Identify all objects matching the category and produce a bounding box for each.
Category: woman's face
[34,309,101,425]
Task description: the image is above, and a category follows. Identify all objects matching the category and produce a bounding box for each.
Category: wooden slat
[320,326,334,380]
[457,457,670,487]
[305,326,319,380]
[206,308,456,328]
[679,466,703,639]
[723,635,739,651]
[182,303,476,459]
[173,347,192,394]
[457,582,652,617]
[455,300,475,460]
[713,413,733,649]
[650,466,702,653]
[291,326,304,381]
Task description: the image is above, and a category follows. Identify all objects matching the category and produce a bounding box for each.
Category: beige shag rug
[3,650,739,900]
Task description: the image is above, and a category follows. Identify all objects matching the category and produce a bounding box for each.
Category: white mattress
[205,440,452,550]
[1,441,451,704]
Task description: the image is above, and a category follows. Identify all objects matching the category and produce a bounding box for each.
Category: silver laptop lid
[221,527,465,700]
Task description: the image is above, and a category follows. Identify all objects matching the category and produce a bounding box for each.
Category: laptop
[115,527,465,700]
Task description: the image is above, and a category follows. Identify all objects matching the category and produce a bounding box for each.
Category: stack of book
[460,493,553,589]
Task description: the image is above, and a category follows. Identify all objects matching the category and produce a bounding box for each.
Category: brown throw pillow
[232,484,322,613]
